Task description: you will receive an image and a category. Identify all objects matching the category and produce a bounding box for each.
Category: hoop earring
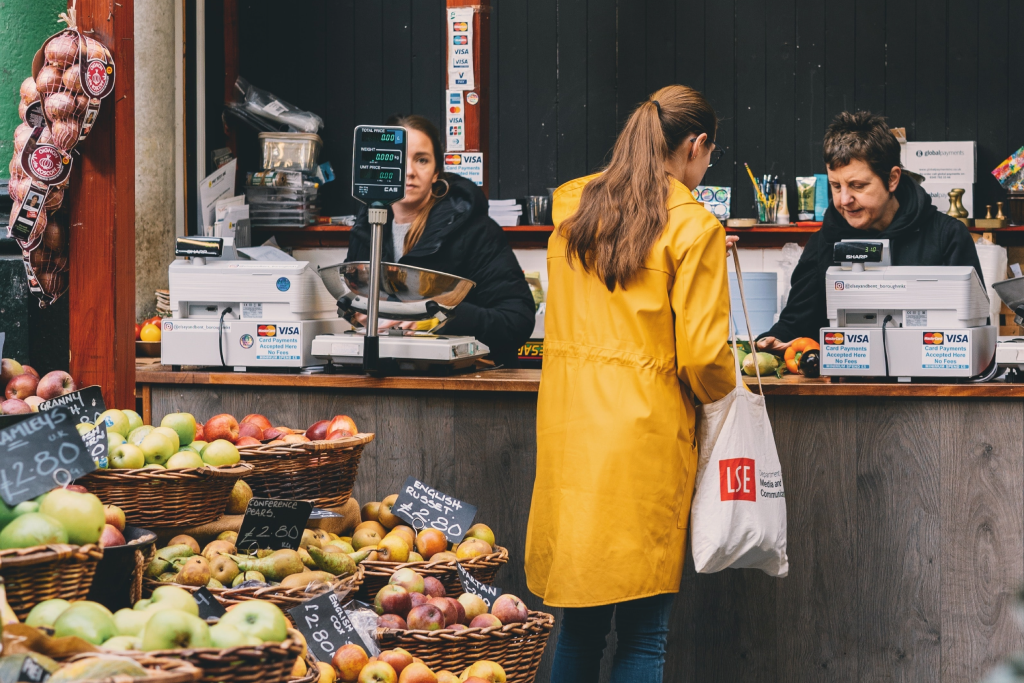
[431,178,450,199]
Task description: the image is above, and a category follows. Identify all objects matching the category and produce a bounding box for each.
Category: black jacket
[764,175,983,342]
[346,174,536,367]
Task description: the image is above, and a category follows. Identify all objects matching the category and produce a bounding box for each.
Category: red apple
[99,524,126,547]
[448,624,468,632]
[326,430,352,440]
[446,597,466,625]
[36,370,76,400]
[332,643,369,682]
[21,365,39,379]
[135,323,142,341]
[63,485,87,494]
[427,597,458,628]
[490,594,528,625]
[469,614,502,630]
[398,662,437,683]
[237,422,263,441]
[328,414,358,436]
[460,662,506,683]
[463,678,490,683]
[204,414,239,443]
[235,436,261,447]
[377,649,413,675]
[305,420,330,441]
[241,414,272,431]
[358,661,397,683]
[104,505,126,531]
[1,399,31,415]
[263,426,289,440]
[23,396,43,412]
[406,604,445,631]
[377,614,407,630]
[6,374,38,400]
[374,585,411,618]
[409,593,429,609]
[194,423,205,441]
[282,434,310,444]
[0,359,23,387]
[423,576,445,598]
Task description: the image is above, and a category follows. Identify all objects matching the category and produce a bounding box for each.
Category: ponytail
[560,85,717,290]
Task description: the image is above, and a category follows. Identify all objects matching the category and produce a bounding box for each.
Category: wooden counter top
[136,363,1024,398]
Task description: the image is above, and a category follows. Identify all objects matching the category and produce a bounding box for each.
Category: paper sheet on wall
[199,159,237,236]
[447,8,474,90]
[446,90,465,151]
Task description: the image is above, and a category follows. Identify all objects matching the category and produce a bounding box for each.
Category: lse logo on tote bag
[719,458,756,502]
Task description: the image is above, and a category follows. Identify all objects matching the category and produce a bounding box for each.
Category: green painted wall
[0,0,65,179]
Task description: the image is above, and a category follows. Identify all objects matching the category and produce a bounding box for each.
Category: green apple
[12,500,38,516]
[122,409,144,434]
[146,586,199,617]
[25,598,71,627]
[141,610,211,651]
[218,600,288,643]
[39,488,105,545]
[98,409,130,437]
[201,440,240,467]
[109,443,145,469]
[0,513,67,549]
[209,623,250,649]
[153,427,180,452]
[108,432,127,450]
[189,440,208,453]
[160,413,196,447]
[140,432,175,466]
[127,425,155,447]
[76,423,94,435]
[102,635,141,651]
[53,602,117,645]
[142,464,165,470]
[114,607,154,636]
[165,451,204,470]
[0,498,16,531]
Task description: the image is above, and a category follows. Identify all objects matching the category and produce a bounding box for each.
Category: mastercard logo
[444,154,462,165]
[453,21,469,31]
[824,332,844,345]
[257,325,277,337]
[923,332,944,345]
[449,106,461,113]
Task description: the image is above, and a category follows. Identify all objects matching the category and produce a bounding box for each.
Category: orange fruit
[140,323,161,342]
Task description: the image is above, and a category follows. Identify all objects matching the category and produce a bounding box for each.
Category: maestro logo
[923,332,944,345]
[834,281,845,291]
[824,332,845,345]
[719,458,756,502]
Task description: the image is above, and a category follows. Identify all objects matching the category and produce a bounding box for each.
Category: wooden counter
[137,365,1024,682]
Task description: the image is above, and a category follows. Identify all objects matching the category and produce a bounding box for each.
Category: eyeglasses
[691,138,726,168]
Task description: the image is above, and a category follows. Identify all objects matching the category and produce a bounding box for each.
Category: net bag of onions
[6,5,116,307]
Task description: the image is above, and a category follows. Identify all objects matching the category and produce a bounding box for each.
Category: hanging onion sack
[5,4,116,306]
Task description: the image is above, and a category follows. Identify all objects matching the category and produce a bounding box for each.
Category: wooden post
[446,0,490,196]
[67,0,136,409]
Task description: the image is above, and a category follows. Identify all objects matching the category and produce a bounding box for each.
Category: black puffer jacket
[765,175,983,342]
[346,174,536,367]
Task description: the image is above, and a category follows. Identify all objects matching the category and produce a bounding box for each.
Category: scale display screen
[352,125,407,206]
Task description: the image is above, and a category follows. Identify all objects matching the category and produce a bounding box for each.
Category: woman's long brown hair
[386,114,444,254]
[560,85,717,290]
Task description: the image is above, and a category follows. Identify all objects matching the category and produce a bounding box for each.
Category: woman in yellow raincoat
[525,85,737,682]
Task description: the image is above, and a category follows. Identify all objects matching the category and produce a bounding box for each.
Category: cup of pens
[746,163,779,224]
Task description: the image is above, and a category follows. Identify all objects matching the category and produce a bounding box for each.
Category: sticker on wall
[447,8,475,90]
[446,90,465,152]
[444,153,484,187]
[466,92,479,106]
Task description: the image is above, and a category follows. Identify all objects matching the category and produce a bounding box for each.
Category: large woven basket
[235,433,373,508]
[358,546,508,600]
[143,565,364,610]
[0,544,103,620]
[288,652,319,683]
[142,628,305,683]
[76,463,254,528]
[61,653,202,683]
[377,610,554,683]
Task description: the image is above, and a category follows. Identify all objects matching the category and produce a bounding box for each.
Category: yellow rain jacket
[525,174,738,607]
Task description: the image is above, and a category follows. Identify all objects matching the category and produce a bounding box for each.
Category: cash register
[819,240,997,380]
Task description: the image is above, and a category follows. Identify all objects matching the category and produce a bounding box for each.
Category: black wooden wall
[215,0,1023,219]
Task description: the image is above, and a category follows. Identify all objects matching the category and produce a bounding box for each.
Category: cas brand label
[922,331,970,369]
[822,331,871,369]
[720,458,756,502]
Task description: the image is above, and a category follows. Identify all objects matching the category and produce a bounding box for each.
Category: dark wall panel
[226,0,1018,219]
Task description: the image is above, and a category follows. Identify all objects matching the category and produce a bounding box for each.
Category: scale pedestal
[311,332,489,373]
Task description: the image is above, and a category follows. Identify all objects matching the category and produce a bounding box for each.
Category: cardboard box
[902,141,976,183]
[922,182,975,218]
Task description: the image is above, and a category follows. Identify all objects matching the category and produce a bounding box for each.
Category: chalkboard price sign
[237,498,313,552]
[38,386,106,426]
[193,586,226,620]
[79,423,108,469]
[0,406,98,506]
[288,591,371,663]
[17,655,51,683]
[456,562,502,609]
[392,476,477,544]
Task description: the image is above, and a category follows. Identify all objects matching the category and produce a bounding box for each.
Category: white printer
[820,240,996,379]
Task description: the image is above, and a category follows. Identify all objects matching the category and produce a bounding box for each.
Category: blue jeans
[550,593,675,683]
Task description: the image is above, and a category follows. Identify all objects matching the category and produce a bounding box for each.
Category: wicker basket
[358,546,508,600]
[0,544,103,620]
[143,628,305,683]
[76,463,254,528]
[143,565,364,610]
[61,653,202,683]
[377,610,554,683]
[288,652,320,683]
[235,433,373,508]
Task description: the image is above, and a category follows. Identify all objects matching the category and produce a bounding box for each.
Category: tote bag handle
[730,248,763,396]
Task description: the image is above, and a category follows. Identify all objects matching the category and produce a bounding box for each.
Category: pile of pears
[88,409,240,470]
[0,488,105,550]
[24,586,290,652]
[146,527,363,592]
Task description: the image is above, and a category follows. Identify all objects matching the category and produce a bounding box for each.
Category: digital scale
[819,240,997,380]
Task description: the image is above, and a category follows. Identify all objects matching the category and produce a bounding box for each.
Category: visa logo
[454,47,470,54]
[847,333,870,344]
[948,333,969,343]
[278,326,300,335]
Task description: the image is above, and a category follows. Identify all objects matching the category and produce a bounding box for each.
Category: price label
[193,586,226,620]
[79,423,108,469]
[309,508,343,520]
[288,591,370,663]
[0,406,98,506]
[456,562,502,609]
[38,386,106,426]
[236,498,313,552]
[17,655,51,683]
[392,476,476,544]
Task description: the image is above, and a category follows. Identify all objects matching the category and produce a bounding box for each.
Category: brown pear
[169,535,200,554]
[301,529,321,549]
[202,539,237,561]
[225,479,253,515]
[177,556,212,586]
[210,555,240,584]
[217,530,238,543]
